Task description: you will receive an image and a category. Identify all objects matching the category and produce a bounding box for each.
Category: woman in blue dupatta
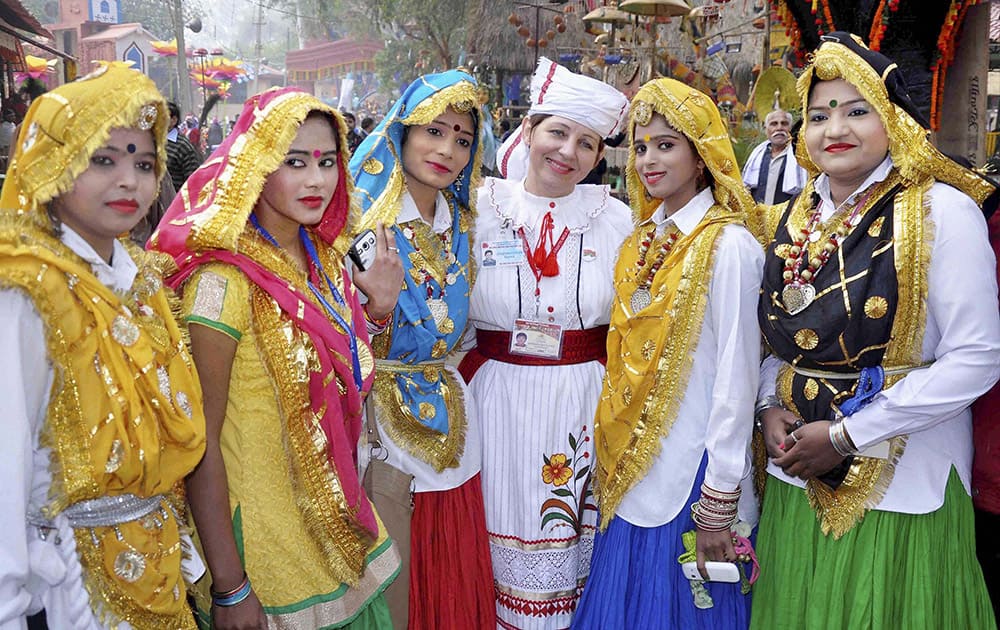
[349,70,495,629]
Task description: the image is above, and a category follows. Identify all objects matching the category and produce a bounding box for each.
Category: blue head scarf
[348,70,483,472]
[351,70,482,229]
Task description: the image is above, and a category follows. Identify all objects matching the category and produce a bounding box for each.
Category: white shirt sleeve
[843,184,1000,449]
[703,226,764,492]
[0,290,49,629]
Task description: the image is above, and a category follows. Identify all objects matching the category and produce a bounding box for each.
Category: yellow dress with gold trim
[181,262,399,629]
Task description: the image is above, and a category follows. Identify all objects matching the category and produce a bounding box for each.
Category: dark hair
[304,110,340,151]
[167,101,181,122]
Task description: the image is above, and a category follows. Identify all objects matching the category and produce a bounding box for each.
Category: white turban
[496,57,629,179]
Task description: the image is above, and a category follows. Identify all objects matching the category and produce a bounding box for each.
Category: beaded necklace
[629,225,680,313]
[402,219,459,334]
[780,187,876,315]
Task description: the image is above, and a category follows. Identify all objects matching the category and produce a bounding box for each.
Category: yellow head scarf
[0,61,168,219]
[795,33,994,205]
[626,78,754,222]
[0,62,202,629]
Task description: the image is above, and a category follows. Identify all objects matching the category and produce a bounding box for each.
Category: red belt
[458,326,609,383]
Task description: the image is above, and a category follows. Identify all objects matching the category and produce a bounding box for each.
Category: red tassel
[541,252,560,277]
[533,245,548,268]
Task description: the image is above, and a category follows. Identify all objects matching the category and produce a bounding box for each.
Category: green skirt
[750,469,996,630]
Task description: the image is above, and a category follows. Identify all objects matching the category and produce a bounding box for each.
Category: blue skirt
[571,455,751,630]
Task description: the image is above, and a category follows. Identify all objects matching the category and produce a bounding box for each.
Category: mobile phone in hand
[681,561,741,583]
[348,229,377,272]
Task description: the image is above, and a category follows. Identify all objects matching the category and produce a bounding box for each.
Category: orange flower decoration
[542,453,573,486]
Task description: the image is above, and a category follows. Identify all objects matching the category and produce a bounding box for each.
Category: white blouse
[759,157,1000,514]
[615,189,764,527]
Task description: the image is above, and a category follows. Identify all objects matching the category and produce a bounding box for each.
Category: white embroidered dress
[467,177,632,629]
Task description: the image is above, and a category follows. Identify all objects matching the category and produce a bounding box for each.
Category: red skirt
[409,473,496,629]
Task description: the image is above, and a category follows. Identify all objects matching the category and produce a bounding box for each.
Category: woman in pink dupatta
[150,87,403,629]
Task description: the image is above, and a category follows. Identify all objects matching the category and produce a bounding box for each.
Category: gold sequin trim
[803,183,927,537]
[362,158,383,175]
[868,216,885,237]
[640,339,656,361]
[864,296,889,319]
[370,362,467,472]
[803,378,819,401]
[794,328,819,350]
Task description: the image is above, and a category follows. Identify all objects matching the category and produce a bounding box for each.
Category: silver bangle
[754,395,784,431]
[828,420,857,457]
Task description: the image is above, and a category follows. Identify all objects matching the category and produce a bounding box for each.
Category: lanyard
[518,212,569,318]
[250,214,363,391]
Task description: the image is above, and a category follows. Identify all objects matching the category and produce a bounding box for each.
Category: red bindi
[313,149,321,158]
[453,124,461,132]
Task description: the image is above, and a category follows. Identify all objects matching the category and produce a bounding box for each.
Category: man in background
[742,109,807,205]
[166,101,203,191]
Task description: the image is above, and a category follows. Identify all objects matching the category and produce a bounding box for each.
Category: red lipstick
[824,143,856,153]
[299,196,324,209]
[427,161,451,174]
[107,199,139,213]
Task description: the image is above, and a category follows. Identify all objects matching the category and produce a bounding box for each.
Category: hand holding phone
[681,561,741,583]
[348,229,378,272]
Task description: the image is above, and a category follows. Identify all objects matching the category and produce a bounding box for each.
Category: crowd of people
[1,30,999,630]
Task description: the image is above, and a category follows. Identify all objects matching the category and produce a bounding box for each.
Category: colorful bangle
[363,304,392,327]
[691,483,741,532]
[211,573,252,608]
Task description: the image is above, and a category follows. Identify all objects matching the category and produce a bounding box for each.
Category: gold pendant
[782,283,816,316]
[630,287,652,313]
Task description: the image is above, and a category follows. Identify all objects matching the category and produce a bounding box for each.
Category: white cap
[496,58,629,179]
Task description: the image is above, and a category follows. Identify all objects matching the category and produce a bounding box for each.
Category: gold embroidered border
[252,285,372,584]
[801,182,928,538]
[596,217,732,528]
[796,40,994,206]
[370,364,466,472]
[358,81,483,233]
[187,91,358,259]
[0,215,202,628]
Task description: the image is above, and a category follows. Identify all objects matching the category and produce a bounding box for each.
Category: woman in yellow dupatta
[573,78,763,629]
[0,62,206,629]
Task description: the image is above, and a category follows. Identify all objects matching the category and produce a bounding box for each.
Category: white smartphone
[681,561,741,583]
[348,229,378,272]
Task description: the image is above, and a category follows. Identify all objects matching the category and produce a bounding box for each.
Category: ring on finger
[388,246,400,253]
[788,431,800,445]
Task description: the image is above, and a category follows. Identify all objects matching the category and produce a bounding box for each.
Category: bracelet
[828,420,857,457]
[754,395,784,420]
[363,304,392,327]
[754,395,785,432]
[211,573,252,607]
[691,483,740,532]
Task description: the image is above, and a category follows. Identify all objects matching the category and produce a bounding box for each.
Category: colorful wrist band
[364,304,392,327]
[211,573,252,607]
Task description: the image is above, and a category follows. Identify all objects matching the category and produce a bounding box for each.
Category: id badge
[510,318,564,359]
[481,239,525,267]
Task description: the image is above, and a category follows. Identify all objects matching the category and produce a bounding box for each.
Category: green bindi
[829,99,838,108]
